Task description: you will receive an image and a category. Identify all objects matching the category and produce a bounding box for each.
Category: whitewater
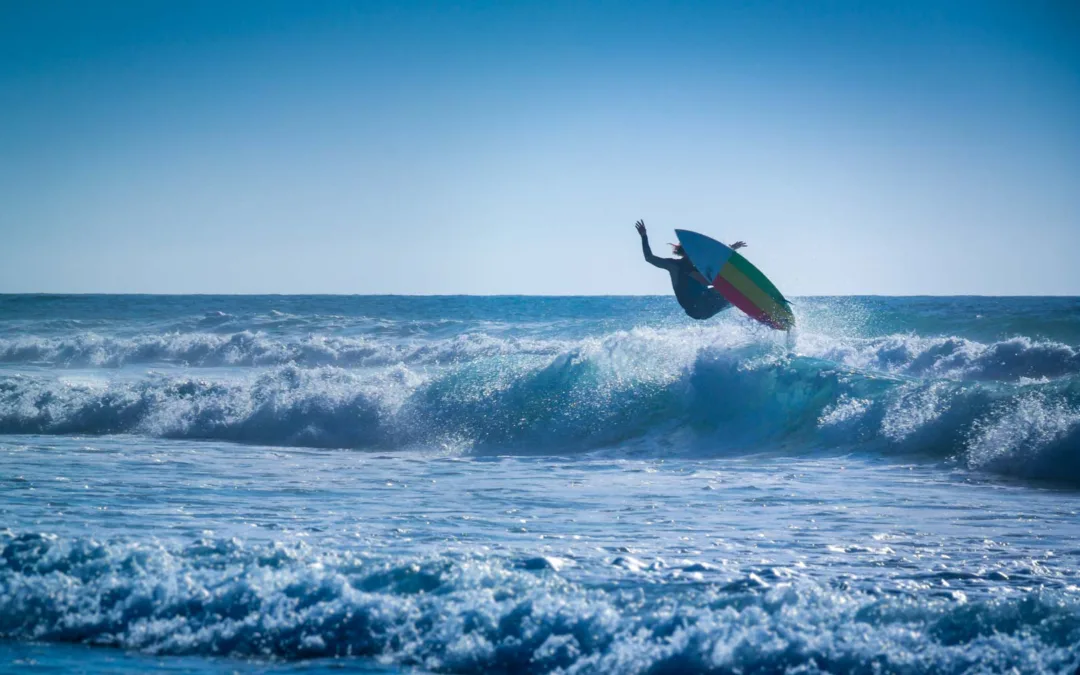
[2,294,1079,674]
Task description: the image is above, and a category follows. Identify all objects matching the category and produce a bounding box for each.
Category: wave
[802,334,1080,382]
[1,532,1077,673]
[0,331,566,368]
[1,328,1078,484]
[2,329,1078,383]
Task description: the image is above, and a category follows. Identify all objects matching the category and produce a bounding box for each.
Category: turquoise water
[2,295,1079,673]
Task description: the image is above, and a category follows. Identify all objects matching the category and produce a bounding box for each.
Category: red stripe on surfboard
[712,275,785,330]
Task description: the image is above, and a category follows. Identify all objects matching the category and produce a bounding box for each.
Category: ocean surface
[2,294,1079,674]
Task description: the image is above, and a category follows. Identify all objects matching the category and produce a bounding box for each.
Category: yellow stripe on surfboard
[718,261,793,324]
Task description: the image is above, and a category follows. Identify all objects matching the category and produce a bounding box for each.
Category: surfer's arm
[636,221,678,271]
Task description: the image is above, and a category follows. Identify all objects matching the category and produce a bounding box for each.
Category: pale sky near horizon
[2,1,1078,295]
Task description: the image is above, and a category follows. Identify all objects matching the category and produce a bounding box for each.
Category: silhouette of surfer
[635,219,746,320]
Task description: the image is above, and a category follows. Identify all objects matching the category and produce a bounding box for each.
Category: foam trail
[1,533,1078,673]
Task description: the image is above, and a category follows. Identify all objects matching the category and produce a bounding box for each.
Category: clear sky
[2,1,1077,295]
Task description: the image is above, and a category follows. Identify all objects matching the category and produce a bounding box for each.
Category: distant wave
[809,334,1080,382]
[2,328,1077,484]
[1,532,1077,673]
[3,329,1079,382]
[0,331,566,368]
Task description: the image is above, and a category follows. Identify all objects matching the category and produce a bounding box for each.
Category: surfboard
[675,229,794,331]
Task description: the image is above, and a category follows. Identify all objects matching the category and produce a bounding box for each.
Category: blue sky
[2,1,1077,294]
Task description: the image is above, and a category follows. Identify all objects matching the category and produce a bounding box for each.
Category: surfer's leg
[695,293,733,320]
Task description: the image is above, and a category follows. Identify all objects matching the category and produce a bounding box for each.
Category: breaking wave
[1,532,1077,673]
[1,328,1078,484]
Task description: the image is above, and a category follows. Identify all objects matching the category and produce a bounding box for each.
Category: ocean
[1,294,1079,674]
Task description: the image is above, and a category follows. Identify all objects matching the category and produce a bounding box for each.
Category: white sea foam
[0,533,1077,673]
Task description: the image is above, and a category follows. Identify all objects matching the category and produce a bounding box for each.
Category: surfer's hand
[635,220,647,236]
[730,241,747,250]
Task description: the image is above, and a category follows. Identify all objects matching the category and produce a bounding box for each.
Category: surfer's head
[670,243,686,257]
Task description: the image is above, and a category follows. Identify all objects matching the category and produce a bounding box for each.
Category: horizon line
[2,292,1079,299]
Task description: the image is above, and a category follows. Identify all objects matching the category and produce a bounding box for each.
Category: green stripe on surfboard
[728,251,789,306]
[718,261,793,324]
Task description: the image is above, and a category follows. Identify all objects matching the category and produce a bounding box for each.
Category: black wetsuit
[641,234,732,320]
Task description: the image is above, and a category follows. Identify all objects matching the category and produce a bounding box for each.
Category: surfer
[635,219,746,320]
